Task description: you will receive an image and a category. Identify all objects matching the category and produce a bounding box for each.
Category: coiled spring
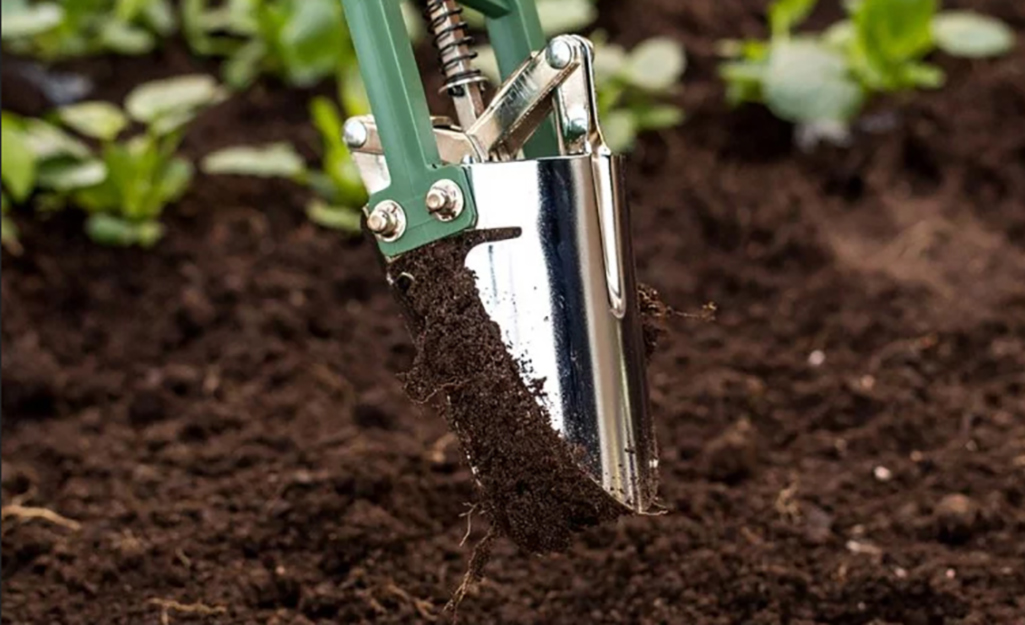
[424,0,487,94]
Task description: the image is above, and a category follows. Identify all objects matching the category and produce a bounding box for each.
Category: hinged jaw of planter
[341,0,658,512]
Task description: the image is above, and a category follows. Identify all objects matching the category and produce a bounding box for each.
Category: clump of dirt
[390,230,628,555]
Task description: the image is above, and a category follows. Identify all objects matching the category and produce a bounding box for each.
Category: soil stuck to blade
[390,230,629,554]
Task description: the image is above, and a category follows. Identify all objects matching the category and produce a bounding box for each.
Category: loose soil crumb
[391,230,628,555]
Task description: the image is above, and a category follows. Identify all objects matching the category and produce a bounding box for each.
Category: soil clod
[701,417,758,483]
[392,231,629,554]
[934,494,979,544]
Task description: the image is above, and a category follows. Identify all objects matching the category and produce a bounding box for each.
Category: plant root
[445,525,498,620]
[1,505,82,531]
[146,598,227,625]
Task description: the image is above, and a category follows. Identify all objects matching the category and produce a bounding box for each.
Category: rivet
[545,37,575,70]
[343,119,369,149]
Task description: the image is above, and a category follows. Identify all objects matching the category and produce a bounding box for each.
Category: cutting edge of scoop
[461,154,659,512]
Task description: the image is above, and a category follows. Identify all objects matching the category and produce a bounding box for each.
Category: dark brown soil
[4,0,1025,623]
[390,229,627,556]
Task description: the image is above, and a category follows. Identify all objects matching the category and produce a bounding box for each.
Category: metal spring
[423,0,487,94]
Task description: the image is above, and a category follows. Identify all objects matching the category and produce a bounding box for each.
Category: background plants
[200,96,369,234]
[471,0,687,152]
[1,0,176,60]
[719,0,1015,127]
[1,74,226,248]
[181,0,421,90]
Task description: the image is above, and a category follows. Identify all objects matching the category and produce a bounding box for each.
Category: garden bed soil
[3,0,1025,623]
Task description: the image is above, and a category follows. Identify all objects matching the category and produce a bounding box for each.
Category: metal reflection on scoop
[465,155,656,510]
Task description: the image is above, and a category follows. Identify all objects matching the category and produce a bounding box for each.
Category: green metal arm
[340,0,558,256]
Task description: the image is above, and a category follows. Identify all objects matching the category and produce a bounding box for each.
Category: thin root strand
[1,505,82,531]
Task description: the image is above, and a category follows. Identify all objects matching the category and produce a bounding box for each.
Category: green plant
[1,75,226,248]
[471,0,686,152]
[719,0,1015,125]
[1,0,176,60]
[182,0,422,90]
[200,96,368,233]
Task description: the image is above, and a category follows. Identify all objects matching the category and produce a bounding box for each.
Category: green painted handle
[340,0,558,255]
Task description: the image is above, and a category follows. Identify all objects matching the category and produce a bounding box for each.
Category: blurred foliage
[1,75,226,248]
[1,0,687,245]
[719,0,1015,126]
[181,0,421,90]
[471,0,686,152]
[0,0,176,60]
[200,96,369,234]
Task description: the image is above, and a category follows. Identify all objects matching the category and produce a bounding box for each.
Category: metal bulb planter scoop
[342,0,658,512]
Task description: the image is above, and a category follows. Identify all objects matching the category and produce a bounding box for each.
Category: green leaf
[770,0,818,37]
[764,39,864,123]
[855,0,937,66]
[634,105,685,130]
[57,102,129,141]
[933,11,1015,59]
[823,20,855,50]
[125,74,227,125]
[602,109,638,153]
[310,96,345,151]
[720,60,766,106]
[142,0,177,37]
[100,20,157,55]
[0,2,63,40]
[621,37,687,92]
[593,42,628,82]
[157,157,194,204]
[1,120,37,202]
[1,0,29,17]
[717,38,770,61]
[21,119,92,160]
[901,61,945,88]
[201,143,307,178]
[37,159,108,191]
[537,0,597,35]
[223,39,266,89]
[86,214,164,247]
[339,64,371,118]
[306,199,362,233]
[277,0,345,87]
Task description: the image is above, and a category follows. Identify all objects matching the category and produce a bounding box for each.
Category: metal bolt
[546,37,574,70]
[564,107,590,139]
[343,119,369,149]
[366,201,406,241]
[566,116,589,139]
[425,180,464,222]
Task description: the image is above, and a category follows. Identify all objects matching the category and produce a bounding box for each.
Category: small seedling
[1,74,226,248]
[201,96,368,234]
[0,0,176,60]
[471,0,686,152]
[182,0,422,90]
[719,0,1015,127]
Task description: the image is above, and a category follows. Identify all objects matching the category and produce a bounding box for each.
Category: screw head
[343,119,369,149]
[545,38,574,70]
[564,112,590,139]
[366,201,406,241]
[425,180,464,222]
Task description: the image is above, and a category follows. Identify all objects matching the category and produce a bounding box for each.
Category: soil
[390,229,627,556]
[3,0,1025,623]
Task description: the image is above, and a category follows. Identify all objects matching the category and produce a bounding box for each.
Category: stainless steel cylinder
[463,153,657,511]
